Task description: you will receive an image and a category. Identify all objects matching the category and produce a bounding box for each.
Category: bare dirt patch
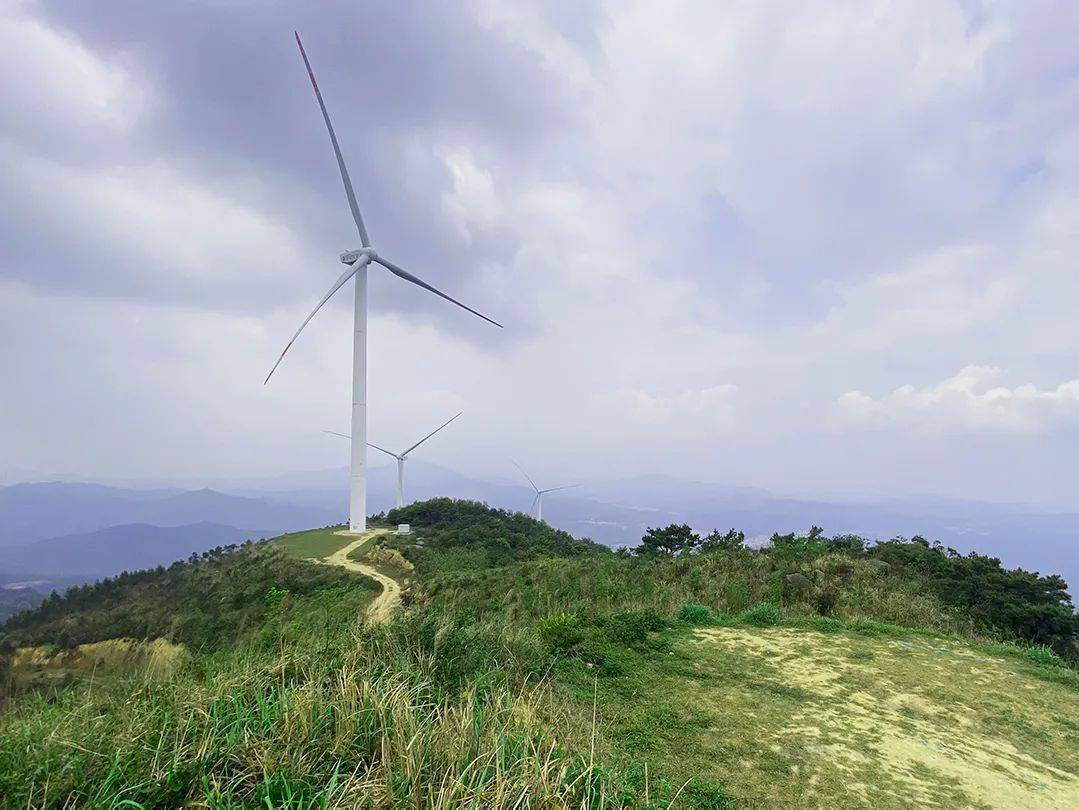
[686,627,1079,808]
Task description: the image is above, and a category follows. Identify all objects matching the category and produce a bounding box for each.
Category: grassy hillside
[1,540,376,653]
[271,524,359,559]
[378,498,610,575]
[0,499,1076,807]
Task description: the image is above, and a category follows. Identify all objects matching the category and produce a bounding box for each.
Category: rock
[783,572,812,597]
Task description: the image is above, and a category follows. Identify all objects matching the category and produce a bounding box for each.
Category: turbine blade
[264,263,358,384]
[530,492,540,515]
[374,256,502,328]
[511,459,540,493]
[366,442,399,459]
[294,31,370,247]
[323,430,351,440]
[402,412,463,456]
[540,484,581,495]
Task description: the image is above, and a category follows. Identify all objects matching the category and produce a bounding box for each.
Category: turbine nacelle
[340,247,378,265]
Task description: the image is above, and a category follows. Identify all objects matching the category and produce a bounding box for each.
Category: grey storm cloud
[4,0,582,322]
[4,0,1079,506]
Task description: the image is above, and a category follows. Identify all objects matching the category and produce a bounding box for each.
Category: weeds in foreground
[0,609,671,807]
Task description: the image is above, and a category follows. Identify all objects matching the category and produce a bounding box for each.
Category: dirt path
[324,528,401,623]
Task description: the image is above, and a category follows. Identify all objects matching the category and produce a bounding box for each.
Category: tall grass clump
[422,551,975,641]
[0,606,643,807]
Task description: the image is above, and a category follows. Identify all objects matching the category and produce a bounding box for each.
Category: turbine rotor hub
[340,247,378,265]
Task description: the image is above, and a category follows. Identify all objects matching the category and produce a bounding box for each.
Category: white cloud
[0,142,313,308]
[5,1,1079,503]
[0,1,147,138]
[438,145,499,243]
[838,366,1079,434]
[600,385,739,427]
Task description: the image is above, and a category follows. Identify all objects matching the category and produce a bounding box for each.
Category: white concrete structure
[266,33,500,533]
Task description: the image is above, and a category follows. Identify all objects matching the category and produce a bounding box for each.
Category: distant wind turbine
[512,461,579,522]
[265,33,501,534]
[326,412,462,509]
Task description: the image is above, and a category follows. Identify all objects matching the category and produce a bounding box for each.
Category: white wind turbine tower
[326,412,463,509]
[512,461,579,523]
[266,33,501,534]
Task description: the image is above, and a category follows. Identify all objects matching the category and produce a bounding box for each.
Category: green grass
[420,552,979,640]
[549,617,1079,808]
[271,525,352,559]
[0,603,667,806]
[1,543,373,654]
[4,499,1077,806]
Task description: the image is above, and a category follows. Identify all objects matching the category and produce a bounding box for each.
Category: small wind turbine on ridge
[265,33,501,534]
[512,460,579,523]
[326,412,463,509]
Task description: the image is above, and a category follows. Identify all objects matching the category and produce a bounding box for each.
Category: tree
[699,528,745,553]
[635,524,700,556]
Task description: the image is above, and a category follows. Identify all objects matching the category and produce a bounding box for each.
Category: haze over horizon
[4,1,1079,511]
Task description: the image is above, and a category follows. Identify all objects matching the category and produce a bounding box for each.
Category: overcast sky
[2,0,1078,506]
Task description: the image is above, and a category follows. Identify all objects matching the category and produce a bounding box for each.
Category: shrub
[986,641,1066,669]
[739,602,781,627]
[679,604,715,626]
[635,524,700,557]
[538,613,583,652]
[600,610,669,646]
[264,586,290,605]
[809,616,843,633]
[1022,644,1066,668]
[698,529,745,554]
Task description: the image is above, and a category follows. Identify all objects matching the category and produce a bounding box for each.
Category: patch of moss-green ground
[271,525,352,560]
[571,625,1079,808]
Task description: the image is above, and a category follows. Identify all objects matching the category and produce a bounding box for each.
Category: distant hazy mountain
[0,522,261,581]
[250,461,1079,595]
[2,467,1075,596]
[0,482,341,546]
[234,463,1079,593]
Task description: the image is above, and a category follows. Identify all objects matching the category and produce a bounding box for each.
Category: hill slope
[0,500,1076,807]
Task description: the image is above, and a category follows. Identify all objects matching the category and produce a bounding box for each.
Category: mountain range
[1,464,1076,602]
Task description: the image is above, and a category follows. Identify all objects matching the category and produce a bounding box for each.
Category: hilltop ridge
[0,499,1076,807]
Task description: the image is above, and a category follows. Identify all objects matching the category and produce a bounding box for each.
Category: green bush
[537,613,583,652]
[600,610,669,646]
[536,609,669,677]
[1021,644,1066,668]
[986,641,1066,669]
[383,498,608,577]
[679,603,715,625]
[739,602,781,627]
[264,586,290,605]
[809,616,843,633]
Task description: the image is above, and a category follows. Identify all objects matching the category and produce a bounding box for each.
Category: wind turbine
[266,33,501,534]
[512,461,579,523]
[325,412,462,509]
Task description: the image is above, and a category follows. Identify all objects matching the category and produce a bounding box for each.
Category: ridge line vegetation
[0,498,1075,807]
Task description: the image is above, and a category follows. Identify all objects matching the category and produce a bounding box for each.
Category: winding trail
[325,528,401,623]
